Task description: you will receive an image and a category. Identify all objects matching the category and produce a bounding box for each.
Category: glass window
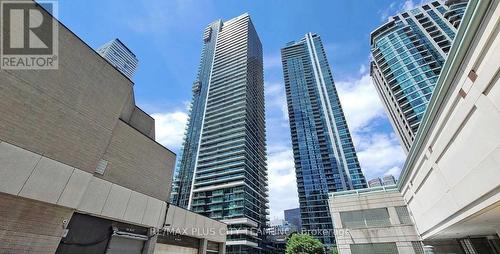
[396,206,413,224]
[340,208,391,228]
[350,243,399,254]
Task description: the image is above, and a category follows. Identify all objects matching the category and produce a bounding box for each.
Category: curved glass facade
[281,33,367,248]
[370,1,466,152]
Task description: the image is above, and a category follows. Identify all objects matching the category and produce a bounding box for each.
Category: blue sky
[57,0,426,220]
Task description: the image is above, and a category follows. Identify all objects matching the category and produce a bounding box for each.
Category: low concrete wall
[163,205,227,243]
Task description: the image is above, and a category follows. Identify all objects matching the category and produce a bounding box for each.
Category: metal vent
[95,159,108,175]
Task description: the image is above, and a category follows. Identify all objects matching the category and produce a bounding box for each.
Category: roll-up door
[106,230,148,254]
[154,243,198,254]
[156,234,200,254]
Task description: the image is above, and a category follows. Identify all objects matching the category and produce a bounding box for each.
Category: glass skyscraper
[370,1,467,152]
[97,38,138,80]
[284,208,302,231]
[281,33,367,247]
[170,13,269,254]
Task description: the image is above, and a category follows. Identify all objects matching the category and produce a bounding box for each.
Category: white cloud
[402,0,418,11]
[264,54,282,70]
[152,111,188,151]
[378,0,432,21]
[267,146,299,219]
[265,78,297,219]
[379,2,397,21]
[355,132,406,180]
[265,82,288,121]
[336,72,406,181]
[358,64,367,75]
[336,74,386,131]
[385,166,402,178]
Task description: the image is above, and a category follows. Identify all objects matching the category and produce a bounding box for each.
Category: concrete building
[368,178,384,187]
[281,33,367,248]
[370,1,466,152]
[170,13,269,254]
[368,175,398,188]
[399,0,500,251]
[97,38,138,80]
[0,1,226,253]
[331,0,500,253]
[329,186,422,254]
[383,175,397,186]
[268,219,296,236]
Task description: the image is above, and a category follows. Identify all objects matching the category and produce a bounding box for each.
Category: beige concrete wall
[0,1,177,252]
[400,0,500,240]
[0,0,174,201]
[0,140,168,229]
[129,106,156,139]
[0,139,176,253]
[329,190,420,254]
[0,19,132,174]
[0,193,73,254]
[100,120,174,201]
[164,205,227,243]
[330,190,407,213]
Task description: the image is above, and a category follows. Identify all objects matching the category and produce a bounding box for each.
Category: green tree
[285,234,325,254]
[330,246,338,254]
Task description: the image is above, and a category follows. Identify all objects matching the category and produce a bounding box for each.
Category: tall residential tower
[370,1,467,152]
[281,33,367,247]
[97,38,138,80]
[171,13,269,254]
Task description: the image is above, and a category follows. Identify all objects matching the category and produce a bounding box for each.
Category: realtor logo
[1,1,58,69]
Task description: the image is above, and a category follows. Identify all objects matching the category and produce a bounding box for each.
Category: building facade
[329,186,422,254]
[0,1,227,253]
[368,178,383,187]
[383,175,397,186]
[97,38,138,80]
[331,0,500,253]
[281,33,367,247]
[170,13,269,254]
[370,1,467,152]
[444,0,469,28]
[369,175,398,187]
[284,208,302,231]
[399,0,500,251]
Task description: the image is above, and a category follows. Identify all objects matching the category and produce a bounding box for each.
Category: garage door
[154,243,198,254]
[106,232,148,254]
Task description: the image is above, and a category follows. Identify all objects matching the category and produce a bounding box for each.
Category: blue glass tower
[281,33,367,247]
[170,14,269,254]
[370,1,467,152]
